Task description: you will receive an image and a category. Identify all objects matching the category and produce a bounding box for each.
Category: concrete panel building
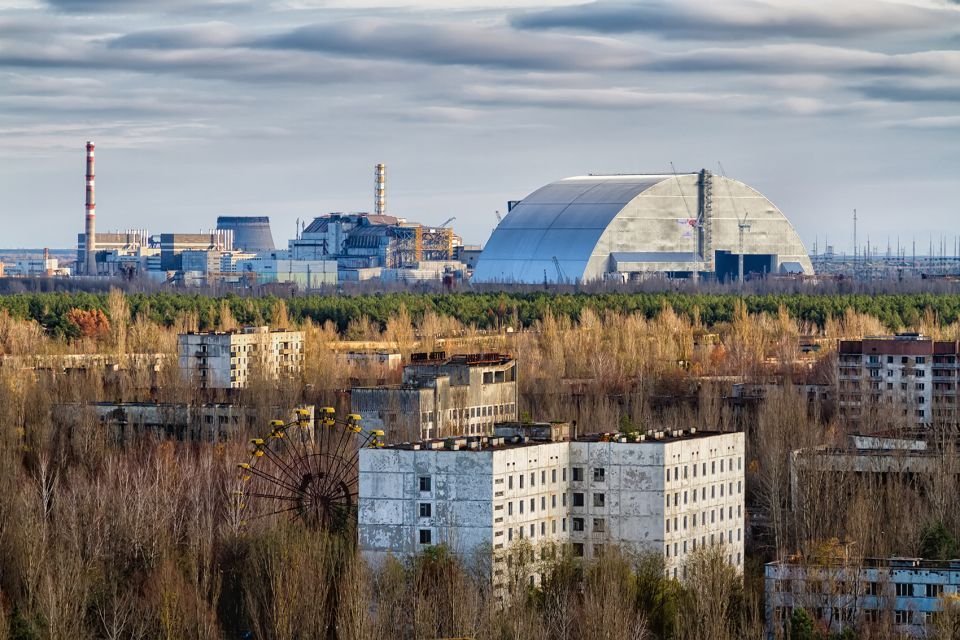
[178,326,304,389]
[358,425,744,585]
[838,334,959,428]
[473,172,812,284]
[56,402,313,442]
[351,352,518,441]
[766,557,960,637]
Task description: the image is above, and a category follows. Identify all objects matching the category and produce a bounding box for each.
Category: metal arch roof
[473,175,678,283]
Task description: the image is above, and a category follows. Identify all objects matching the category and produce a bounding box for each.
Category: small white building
[178,326,304,389]
[359,425,744,585]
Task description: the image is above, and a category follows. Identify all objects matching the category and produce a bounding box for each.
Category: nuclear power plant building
[216,216,275,253]
[472,171,813,284]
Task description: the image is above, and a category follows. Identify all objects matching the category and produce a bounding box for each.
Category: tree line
[6,291,960,338]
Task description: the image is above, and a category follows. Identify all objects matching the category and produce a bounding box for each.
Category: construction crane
[737,211,751,286]
[552,256,566,283]
[670,161,700,284]
[439,217,456,228]
[717,161,752,287]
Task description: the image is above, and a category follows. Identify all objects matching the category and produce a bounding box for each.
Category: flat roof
[375,428,734,452]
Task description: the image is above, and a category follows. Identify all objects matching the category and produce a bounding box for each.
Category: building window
[594,467,605,482]
[541,470,546,485]
[419,503,431,518]
[552,495,556,508]
[562,468,567,482]
[520,475,524,489]
[895,583,911,597]
[519,501,524,514]
[508,528,513,541]
[508,502,513,516]
[573,493,585,507]
[552,469,557,483]
[573,543,584,557]
[572,467,583,482]
[530,472,535,487]
[927,583,944,598]
[593,493,605,508]
[894,610,913,625]
[419,529,432,545]
[573,517,585,532]
[508,475,513,490]
[530,498,535,512]
[419,476,431,492]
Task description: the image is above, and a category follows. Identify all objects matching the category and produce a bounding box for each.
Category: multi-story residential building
[358,424,744,585]
[766,557,960,638]
[351,352,518,441]
[837,334,959,427]
[178,326,304,389]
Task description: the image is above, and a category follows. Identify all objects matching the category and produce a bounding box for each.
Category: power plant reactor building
[472,171,813,284]
[216,216,275,253]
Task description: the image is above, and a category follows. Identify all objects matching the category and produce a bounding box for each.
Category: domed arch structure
[472,172,812,284]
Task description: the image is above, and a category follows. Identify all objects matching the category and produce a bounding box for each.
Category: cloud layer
[0,0,958,251]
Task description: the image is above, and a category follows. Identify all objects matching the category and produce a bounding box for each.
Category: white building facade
[358,428,744,584]
[178,326,304,389]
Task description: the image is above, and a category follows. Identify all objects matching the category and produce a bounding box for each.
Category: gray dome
[472,172,812,284]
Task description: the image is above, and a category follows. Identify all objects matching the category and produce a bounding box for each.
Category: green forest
[3,291,960,338]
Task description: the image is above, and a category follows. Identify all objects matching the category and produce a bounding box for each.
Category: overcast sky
[1,0,959,253]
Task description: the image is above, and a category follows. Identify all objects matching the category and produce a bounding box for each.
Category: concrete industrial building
[837,334,959,428]
[358,425,745,586]
[216,216,275,253]
[472,171,813,284]
[351,352,518,441]
[178,326,304,389]
[766,557,960,637]
[160,231,234,271]
[288,212,464,280]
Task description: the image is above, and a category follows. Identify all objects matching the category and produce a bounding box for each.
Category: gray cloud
[857,79,960,103]
[512,0,959,40]
[45,0,252,14]
[257,19,644,71]
[108,23,244,49]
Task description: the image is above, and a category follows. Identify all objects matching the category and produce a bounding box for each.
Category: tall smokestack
[374,163,386,216]
[84,141,96,275]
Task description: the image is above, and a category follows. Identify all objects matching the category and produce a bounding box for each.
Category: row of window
[867,355,928,365]
[667,482,743,507]
[775,579,946,599]
[773,606,934,626]
[666,457,742,483]
[665,529,741,557]
[666,505,742,533]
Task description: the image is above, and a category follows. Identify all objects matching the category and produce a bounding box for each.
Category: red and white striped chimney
[84,141,96,275]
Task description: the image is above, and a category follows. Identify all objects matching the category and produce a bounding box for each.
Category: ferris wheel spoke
[241,492,303,501]
[245,465,302,494]
[248,503,304,520]
[260,445,305,489]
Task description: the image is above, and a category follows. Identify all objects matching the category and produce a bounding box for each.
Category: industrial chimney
[84,141,96,275]
[374,163,386,216]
